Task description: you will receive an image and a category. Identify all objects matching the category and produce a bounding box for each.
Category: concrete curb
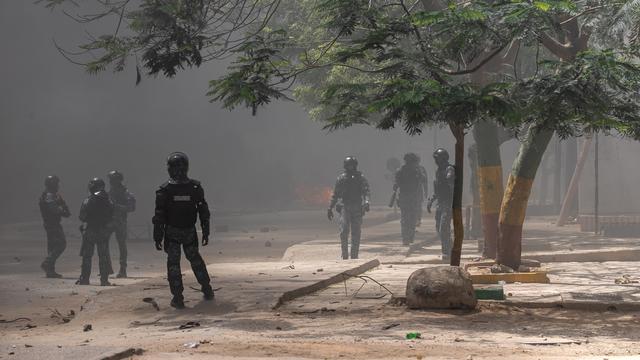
[273,259,381,309]
[92,347,144,360]
[480,299,640,311]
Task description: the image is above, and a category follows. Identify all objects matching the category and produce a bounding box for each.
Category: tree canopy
[44,0,640,138]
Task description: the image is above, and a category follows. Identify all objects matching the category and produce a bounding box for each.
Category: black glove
[327,209,334,221]
[202,235,209,246]
[363,202,370,212]
[427,200,433,214]
[154,241,163,251]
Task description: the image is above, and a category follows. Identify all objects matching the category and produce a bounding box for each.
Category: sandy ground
[1,208,640,359]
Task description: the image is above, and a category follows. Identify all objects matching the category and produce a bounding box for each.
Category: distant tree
[45,0,640,268]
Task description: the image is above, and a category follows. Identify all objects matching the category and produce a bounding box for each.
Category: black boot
[170,296,185,309]
[202,286,215,300]
[76,258,91,285]
[116,266,127,278]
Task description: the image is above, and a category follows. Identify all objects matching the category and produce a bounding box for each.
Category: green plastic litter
[474,285,505,300]
[405,332,422,340]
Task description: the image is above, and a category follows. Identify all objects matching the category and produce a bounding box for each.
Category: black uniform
[39,191,70,277]
[430,149,455,257]
[394,161,428,245]
[78,188,114,285]
[152,179,213,303]
[108,183,136,276]
[328,157,370,260]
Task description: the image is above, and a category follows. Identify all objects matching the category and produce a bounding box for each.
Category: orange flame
[294,185,333,207]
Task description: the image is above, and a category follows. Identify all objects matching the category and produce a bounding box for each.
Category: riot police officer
[77,178,115,286]
[107,170,136,278]
[39,175,71,278]
[152,152,214,309]
[427,148,455,259]
[394,153,428,245]
[327,156,371,260]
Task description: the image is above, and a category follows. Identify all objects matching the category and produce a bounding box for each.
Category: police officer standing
[394,153,428,245]
[427,148,455,259]
[107,170,136,278]
[152,152,214,309]
[39,175,71,278]
[77,178,115,286]
[327,156,371,260]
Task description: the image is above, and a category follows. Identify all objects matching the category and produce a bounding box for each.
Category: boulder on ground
[405,266,477,309]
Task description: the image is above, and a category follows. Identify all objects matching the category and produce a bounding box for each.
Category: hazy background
[0,1,459,225]
[2,1,638,228]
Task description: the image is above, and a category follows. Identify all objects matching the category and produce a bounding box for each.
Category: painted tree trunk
[449,123,465,266]
[472,120,503,259]
[497,125,554,269]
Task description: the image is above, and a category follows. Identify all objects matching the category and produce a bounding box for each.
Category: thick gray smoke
[0,1,453,225]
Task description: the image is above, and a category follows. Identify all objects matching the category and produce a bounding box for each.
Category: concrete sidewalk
[283,215,640,310]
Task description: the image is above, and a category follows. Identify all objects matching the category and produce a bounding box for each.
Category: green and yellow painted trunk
[498,125,554,269]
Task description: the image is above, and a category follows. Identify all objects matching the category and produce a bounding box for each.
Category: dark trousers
[164,226,212,299]
[339,209,362,259]
[435,205,452,256]
[109,221,128,269]
[42,223,66,272]
[80,226,113,282]
[399,201,419,245]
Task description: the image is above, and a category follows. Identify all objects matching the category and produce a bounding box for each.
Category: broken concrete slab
[273,259,381,309]
[92,347,144,360]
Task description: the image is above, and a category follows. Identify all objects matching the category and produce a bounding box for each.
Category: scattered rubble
[142,297,160,311]
[179,321,200,330]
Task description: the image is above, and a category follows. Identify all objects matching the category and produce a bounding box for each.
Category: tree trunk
[497,124,554,269]
[472,120,503,259]
[449,123,465,266]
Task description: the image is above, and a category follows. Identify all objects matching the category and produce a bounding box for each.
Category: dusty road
[1,209,640,359]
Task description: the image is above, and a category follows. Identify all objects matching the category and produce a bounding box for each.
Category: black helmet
[343,156,358,170]
[44,175,60,192]
[167,152,189,180]
[88,178,106,193]
[433,148,449,162]
[403,152,420,164]
[108,170,124,183]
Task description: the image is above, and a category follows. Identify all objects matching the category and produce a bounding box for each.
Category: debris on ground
[0,317,31,323]
[21,324,37,330]
[179,321,201,330]
[183,342,199,349]
[83,324,92,332]
[49,309,75,323]
[264,240,272,247]
[382,323,400,330]
[292,307,336,315]
[491,264,515,273]
[282,264,295,270]
[615,275,639,284]
[317,268,324,272]
[406,332,422,340]
[142,297,160,311]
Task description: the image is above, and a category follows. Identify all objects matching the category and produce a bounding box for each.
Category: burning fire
[294,184,333,207]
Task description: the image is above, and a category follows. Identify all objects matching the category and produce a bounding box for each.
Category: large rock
[405,266,477,309]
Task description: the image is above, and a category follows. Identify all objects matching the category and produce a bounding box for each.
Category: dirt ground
[1,208,640,359]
